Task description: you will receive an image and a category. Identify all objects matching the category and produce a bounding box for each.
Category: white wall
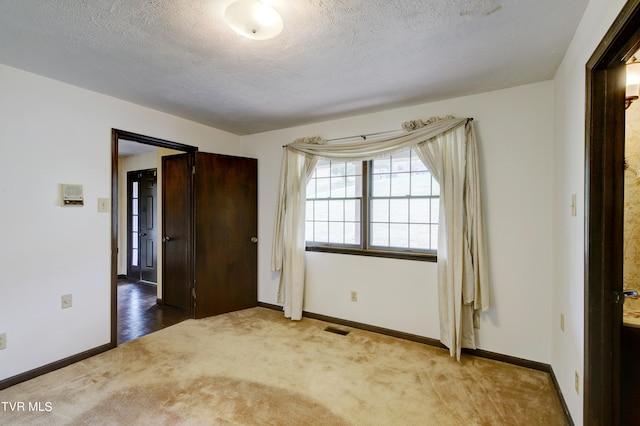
[244,80,555,363]
[551,0,628,423]
[0,64,244,380]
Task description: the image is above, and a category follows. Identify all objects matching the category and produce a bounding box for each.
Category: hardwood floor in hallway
[117,279,187,345]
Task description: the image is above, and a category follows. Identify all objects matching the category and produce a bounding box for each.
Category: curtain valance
[285,117,468,162]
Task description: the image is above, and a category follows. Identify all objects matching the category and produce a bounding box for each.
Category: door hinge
[192,288,196,298]
[192,165,196,175]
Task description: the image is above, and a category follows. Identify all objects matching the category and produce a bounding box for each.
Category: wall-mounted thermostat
[60,184,84,206]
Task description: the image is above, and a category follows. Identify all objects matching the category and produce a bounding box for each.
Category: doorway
[585,0,640,424]
[111,129,197,346]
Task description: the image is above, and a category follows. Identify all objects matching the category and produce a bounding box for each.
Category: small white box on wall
[60,183,84,206]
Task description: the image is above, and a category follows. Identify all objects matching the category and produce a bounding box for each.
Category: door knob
[162,236,172,242]
[251,237,258,243]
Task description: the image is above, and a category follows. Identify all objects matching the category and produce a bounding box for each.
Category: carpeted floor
[0,307,567,425]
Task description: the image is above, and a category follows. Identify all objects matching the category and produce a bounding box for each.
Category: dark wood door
[193,152,258,319]
[127,169,158,284]
[139,170,158,283]
[162,154,192,312]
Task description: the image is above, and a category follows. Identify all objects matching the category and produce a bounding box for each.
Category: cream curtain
[271,117,489,358]
[271,139,321,320]
[413,123,489,360]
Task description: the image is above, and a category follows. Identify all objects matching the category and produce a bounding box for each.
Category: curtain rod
[326,117,474,142]
[281,128,402,147]
[325,128,404,143]
[284,117,473,147]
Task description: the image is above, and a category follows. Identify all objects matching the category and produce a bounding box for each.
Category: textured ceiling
[0,0,588,135]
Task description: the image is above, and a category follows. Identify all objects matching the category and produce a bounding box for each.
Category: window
[131,180,139,267]
[306,149,439,260]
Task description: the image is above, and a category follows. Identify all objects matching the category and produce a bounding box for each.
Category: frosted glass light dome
[225,0,283,41]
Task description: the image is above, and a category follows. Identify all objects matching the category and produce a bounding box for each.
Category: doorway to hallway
[112,129,198,347]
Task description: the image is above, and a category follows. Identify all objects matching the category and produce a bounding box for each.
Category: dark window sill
[305,245,437,262]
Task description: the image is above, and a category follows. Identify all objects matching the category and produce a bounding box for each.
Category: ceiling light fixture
[225,0,283,41]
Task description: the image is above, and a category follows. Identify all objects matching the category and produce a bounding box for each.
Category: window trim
[305,153,438,262]
[305,244,437,262]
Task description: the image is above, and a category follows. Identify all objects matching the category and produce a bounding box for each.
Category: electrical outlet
[350,291,358,302]
[575,371,580,394]
[0,333,6,350]
[560,313,565,332]
[61,294,72,309]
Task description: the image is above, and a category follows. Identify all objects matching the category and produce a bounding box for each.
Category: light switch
[98,198,110,213]
[61,294,72,309]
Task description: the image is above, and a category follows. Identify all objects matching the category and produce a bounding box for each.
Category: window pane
[315,200,328,221]
[347,162,361,176]
[371,223,389,246]
[346,176,358,197]
[344,199,360,221]
[390,173,410,196]
[391,152,410,172]
[409,224,429,249]
[330,176,346,198]
[344,221,360,244]
[131,248,138,266]
[329,222,344,244]
[389,199,408,223]
[306,221,314,241]
[371,199,389,222]
[328,200,344,221]
[331,162,345,176]
[132,199,138,214]
[316,177,331,197]
[132,218,139,232]
[131,234,138,249]
[306,200,315,221]
[372,174,390,197]
[389,223,409,247]
[316,160,331,178]
[372,157,390,174]
[314,222,329,243]
[410,198,429,223]
[411,171,429,196]
[132,182,138,198]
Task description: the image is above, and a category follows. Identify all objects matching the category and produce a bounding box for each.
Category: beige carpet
[0,307,567,425]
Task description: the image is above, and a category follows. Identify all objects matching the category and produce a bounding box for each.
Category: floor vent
[324,326,350,336]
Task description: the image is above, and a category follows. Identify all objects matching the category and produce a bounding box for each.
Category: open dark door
[162,153,192,313]
[161,151,258,319]
[193,152,258,319]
